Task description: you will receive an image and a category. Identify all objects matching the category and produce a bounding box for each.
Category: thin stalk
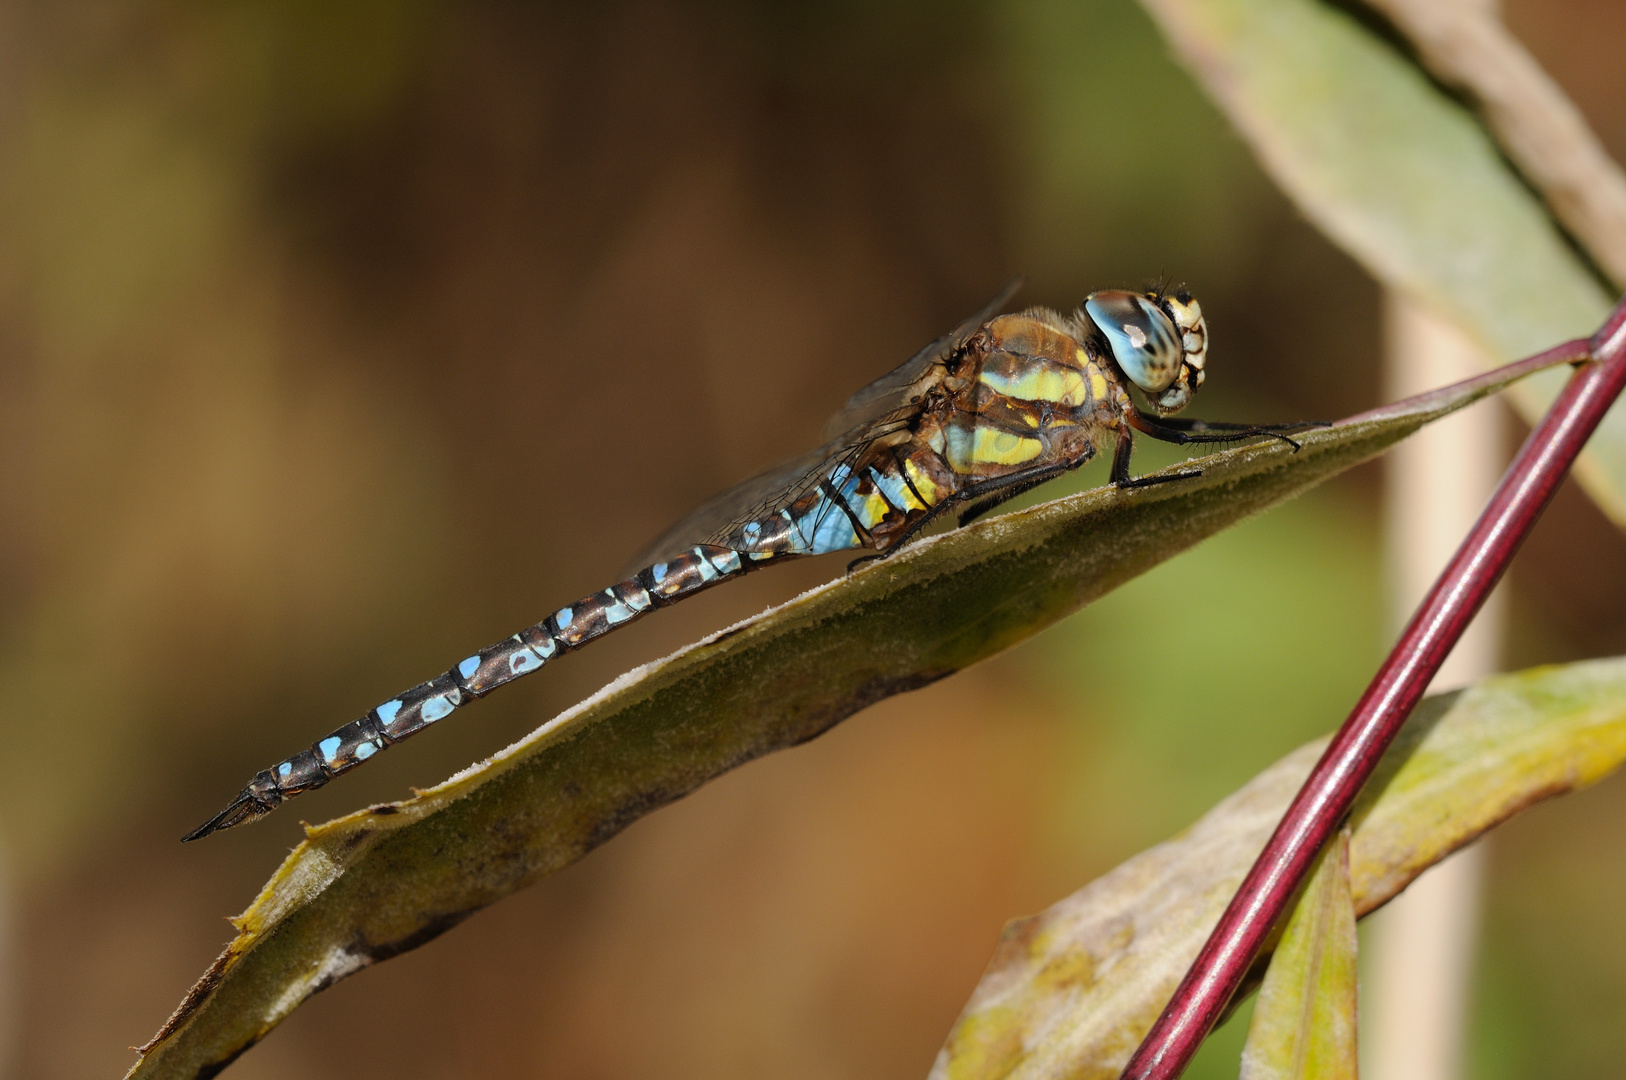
[1119,293,1626,1080]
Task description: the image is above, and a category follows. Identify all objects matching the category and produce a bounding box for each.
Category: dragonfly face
[1083,288,1208,415]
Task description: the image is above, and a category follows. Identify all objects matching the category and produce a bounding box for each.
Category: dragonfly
[184,279,1315,841]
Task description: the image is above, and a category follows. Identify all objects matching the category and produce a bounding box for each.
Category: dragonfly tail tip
[181,790,274,842]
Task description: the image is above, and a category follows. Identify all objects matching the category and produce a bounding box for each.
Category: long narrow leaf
[130,354,1565,1079]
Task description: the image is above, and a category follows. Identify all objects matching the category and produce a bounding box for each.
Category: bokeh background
[1,1,1623,1077]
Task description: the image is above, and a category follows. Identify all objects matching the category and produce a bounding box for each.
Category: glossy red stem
[1120,293,1626,1080]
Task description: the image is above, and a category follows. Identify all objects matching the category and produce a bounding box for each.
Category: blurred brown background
[0,1,1623,1077]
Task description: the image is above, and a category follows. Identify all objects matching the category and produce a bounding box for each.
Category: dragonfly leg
[1150,417,1329,435]
[846,457,1085,573]
[1127,410,1322,451]
[1115,470,1203,490]
[957,461,1076,527]
[846,497,965,572]
[1110,426,1203,489]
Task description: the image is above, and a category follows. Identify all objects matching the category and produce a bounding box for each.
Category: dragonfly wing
[629,445,834,570]
[628,280,1018,572]
[819,277,1021,443]
[625,412,918,573]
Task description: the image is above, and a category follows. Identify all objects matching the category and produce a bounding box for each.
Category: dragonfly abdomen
[713,447,957,561]
[183,544,751,840]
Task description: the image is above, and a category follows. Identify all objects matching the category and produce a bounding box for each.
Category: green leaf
[930,654,1626,1080]
[1136,0,1626,523]
[1239,831,1357,1080]
[130,354,1564,1080]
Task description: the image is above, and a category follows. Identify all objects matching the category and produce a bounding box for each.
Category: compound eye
[1084,291,1183,393]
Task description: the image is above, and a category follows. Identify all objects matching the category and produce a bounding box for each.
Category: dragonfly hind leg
[956,462,1076,527]
[846,458,1083,573]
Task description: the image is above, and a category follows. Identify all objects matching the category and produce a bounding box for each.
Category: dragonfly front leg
[1127,410,1317,451]
[1149,417,1327,436]
[1113,409,1325,489]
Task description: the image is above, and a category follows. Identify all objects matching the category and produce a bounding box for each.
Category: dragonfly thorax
[1083,288,1208,416]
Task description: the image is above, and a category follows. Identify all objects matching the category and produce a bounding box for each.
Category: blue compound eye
[1084,291,1183,393]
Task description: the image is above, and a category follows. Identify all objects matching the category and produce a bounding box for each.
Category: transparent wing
[625,420,910,571]
[819,277,1022,442]
[627,279,1020,572]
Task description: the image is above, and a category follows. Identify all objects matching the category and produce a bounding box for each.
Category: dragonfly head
[1084,287,1208,416]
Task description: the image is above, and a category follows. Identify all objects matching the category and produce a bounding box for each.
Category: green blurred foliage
[1031,486,1383,857]
[1468,764,1626,1078]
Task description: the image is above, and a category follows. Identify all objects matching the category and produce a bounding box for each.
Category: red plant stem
[1120,294,1626,1080]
